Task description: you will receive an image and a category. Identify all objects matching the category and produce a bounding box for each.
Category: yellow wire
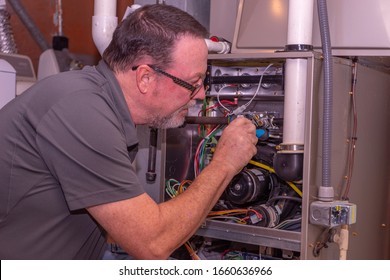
[208,208,261,225]
[208,209,248,216]
[185,242,200,260]
[179,180,192,194]
[249,160,303,197]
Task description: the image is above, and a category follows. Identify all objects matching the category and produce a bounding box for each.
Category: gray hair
[103,4,209,73]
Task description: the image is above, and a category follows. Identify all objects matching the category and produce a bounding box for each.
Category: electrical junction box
[0,59,16,109]
[310,200,357,227]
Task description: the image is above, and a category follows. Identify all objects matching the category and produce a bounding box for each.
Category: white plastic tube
[287,0,314,45]
[282,0,314,145]
[333,225,349,260]
[92,0,118,56]
[204,38,231,54]
[94,0,116,16]
[273,0,314,182]
[283,58,307,145]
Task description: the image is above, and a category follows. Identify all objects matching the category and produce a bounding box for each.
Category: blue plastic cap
[256,129,266,138]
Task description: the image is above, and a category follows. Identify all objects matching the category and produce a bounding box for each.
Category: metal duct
[0,1,17,53]
[7,0,50,51]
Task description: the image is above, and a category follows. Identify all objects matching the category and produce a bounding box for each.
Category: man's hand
[212,117,258,174]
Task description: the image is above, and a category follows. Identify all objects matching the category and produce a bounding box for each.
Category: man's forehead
[172,37,208,70]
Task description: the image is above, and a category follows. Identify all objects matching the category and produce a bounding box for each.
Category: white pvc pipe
[92,0,118,56]
[282,0,314,146]
[333,225,349,260]
[204,38,231,54]
[94,0,116,16]
[287,0,314,45]
[283,58,307,145]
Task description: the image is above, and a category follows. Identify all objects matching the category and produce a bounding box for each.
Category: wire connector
[318,185,334,202]
[231,105,247,116]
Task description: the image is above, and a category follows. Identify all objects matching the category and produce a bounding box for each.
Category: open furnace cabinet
[160,51,390,260]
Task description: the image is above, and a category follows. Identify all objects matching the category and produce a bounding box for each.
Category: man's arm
[87,117,257,259]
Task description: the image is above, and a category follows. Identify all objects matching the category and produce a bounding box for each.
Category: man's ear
[134,65,155,94]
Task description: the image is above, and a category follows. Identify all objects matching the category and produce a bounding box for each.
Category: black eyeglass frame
[132,64,204,99]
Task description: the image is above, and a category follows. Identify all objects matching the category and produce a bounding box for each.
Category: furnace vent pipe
[273,0,314,182]
[92,0,118,56]
[285,0,314,51]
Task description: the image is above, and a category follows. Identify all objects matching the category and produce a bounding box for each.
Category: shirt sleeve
[36,90,145,210]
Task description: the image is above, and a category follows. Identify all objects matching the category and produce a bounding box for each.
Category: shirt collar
[95,60,139,148]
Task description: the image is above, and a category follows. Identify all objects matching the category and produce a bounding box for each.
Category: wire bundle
[216,64,274,116]
[207,208,263,225]
[165,179,192,198]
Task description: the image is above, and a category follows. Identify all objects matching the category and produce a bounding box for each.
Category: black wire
[279,222,301,231]
[342,58,358,201]
[267,196,302,205]
[313,227,332,257]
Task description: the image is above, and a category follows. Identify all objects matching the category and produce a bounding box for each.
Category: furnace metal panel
[161,52,390,259]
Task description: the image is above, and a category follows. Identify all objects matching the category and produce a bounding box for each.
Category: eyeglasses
[132,64,205,99]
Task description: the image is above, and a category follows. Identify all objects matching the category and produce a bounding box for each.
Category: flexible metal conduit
[0,1,18,53]
[7,0,50,51]
[317,0,333,190]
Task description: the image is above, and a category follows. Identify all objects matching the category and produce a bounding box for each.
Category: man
[0,4,257,259]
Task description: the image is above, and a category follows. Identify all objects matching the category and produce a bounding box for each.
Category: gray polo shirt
[0,60,145,259]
